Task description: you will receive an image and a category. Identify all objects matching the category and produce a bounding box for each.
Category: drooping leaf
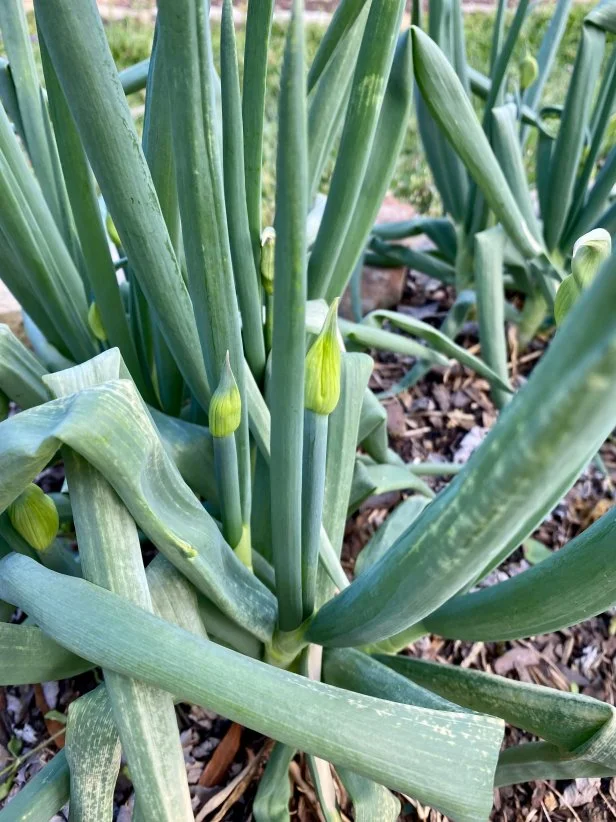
[420,505,616,641]
[1,553,210,821]
[496,741,615,787]
[0,553,504,822]
[348,463,434,511]
[46,353,193,822]
[323,648,460,712]
[367,238,456,283]
[0,372,276,642]
[371,217,457,262]
[354,309,513,392]
[0,326,217,500]
[0,623,91,686]
[118,58,150,95]
[376,654,616,772]
[339,317,451,368]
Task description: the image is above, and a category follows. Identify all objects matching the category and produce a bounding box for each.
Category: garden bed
[2,259,615,821]
[2,2,615,819]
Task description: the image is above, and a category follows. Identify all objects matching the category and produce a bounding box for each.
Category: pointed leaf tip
[260,227,276,296]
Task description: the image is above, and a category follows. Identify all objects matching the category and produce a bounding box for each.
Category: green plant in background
[371,0,616,407]
[1,0,616,820]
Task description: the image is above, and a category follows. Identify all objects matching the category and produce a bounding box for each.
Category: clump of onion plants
[1,0,616,820]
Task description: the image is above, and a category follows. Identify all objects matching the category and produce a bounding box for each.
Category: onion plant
[371,0,616,405]
[1,0,616,820]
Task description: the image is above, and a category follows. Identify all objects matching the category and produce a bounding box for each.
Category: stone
[374,195,417,229]
[340,195,417,319]
[340,265,406,319]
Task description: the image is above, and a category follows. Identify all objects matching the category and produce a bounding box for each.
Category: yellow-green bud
[572,228,611,290]
[305,299,341,416]
[8,484,59,551]
[554,228,611,325]
[106,213,121,248]
[553,275,578,326]
[520,52,538,91]
[88,302,107,342]
[209,352,241,437]
[260,227,276,296]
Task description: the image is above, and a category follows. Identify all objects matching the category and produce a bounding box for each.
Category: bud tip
[209,352,241,437]
[106,213,121,249]
[8,484,59,552]
[260,227,276,296]
[88,302,107,342]
[305,299,341,416]
[520,51,538,91]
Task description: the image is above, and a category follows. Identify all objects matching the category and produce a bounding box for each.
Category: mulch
[1,264,615,820]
